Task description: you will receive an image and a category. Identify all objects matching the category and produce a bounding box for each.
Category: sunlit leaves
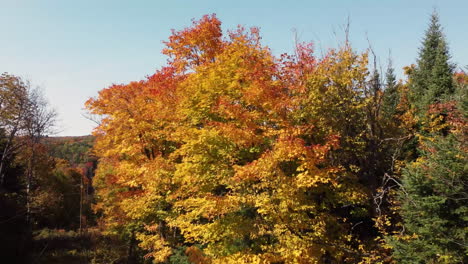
[86,15,376,263]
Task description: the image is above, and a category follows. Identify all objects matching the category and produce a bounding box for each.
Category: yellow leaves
[173,195,240,222]
[137,232,172,262]
[296,170,334,188]
[211,252,272,264]
[85,14,379,263]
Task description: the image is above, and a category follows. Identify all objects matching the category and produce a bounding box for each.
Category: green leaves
[390,135,467,263]
[410,10,455,114]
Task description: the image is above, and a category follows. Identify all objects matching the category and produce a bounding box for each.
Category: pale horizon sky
[1,0,467,136]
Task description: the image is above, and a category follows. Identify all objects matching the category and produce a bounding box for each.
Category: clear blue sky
[1,0,467,136]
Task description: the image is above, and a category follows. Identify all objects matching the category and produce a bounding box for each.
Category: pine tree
[389,135,467,263]
[388,11,467,263]
[382,58,400,118]
[410,10,455,112]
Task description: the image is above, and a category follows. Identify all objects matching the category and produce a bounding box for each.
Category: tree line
[0,75,95,262]
[85,11,467,263]
[1,10,466,264]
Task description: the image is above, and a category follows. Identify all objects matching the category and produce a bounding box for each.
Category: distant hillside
[44,135,95,166]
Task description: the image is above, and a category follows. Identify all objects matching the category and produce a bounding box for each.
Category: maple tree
[86,14,401,263]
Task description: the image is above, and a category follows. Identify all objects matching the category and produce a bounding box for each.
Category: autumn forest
[1,10,467,264]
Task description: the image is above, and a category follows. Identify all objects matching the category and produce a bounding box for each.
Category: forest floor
[31,228,127,264]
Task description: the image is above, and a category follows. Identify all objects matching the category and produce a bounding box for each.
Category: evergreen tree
[388,11,467,263]
[390,135,467,263]
[382,58,400,118]
[371,68,381,96]
[410,10,455,112]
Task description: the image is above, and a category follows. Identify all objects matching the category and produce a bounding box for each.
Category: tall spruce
[382,58,400,118]
[388,11,467,264]
[390,135,468,263]
[410,10,454,112]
